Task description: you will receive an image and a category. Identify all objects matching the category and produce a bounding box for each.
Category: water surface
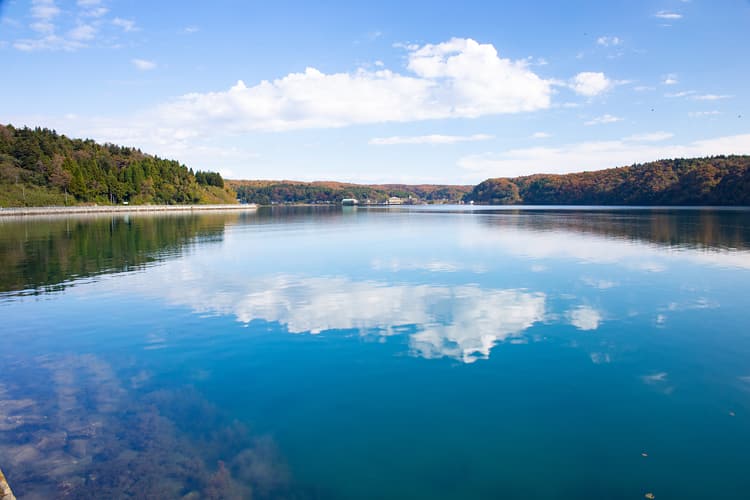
[2,206,750,499]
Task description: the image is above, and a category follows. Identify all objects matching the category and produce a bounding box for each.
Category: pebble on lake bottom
[645,493,655,499]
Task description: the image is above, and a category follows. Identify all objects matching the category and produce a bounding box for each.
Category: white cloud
[655,11,683,19]
[693,94,732,101]
[81,7,108,18]
[152,38,552,133]
[568,305,603,330]
[14,0,118,51]
[666,90,696,98]
[369,134,493,145]
[581,277,618,289]
[68,24,97,41]
[666,91,732,101]
[624,132,673,142]
[596,36,622,47]
[131,58,156,71]
[570,72,612,96]
[112,17,137,32]
[532,132,551,139]
[182,26,200,34]
[689,110,721,117]
[457,133,750,178]
[662,74,678,85]
[584,114,622,126]
[31,0,60,21]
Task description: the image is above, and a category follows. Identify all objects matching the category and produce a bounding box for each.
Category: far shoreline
[0,204,257,217]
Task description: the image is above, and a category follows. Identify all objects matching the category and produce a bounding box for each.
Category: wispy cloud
[369,134,493,145]
[693,94,732,101]
[584,114,622,126]
[662,74,678,85]
[132,58,157,71]
[457,133,750,178]
[624,132,674,142]
[689,110,721,117]
[532,132,551,139]
[665,90,696,98]
[596,36,622,47]
[13,0,135,51]
[655,11,683,19]
[112,17,137,32]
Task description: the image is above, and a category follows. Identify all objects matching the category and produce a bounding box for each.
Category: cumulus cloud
[152,38,553,133]
[570,72,612,96]
[132,58,157,71]
[369,134,493,145]
[457,133,750,178]
[662,74,678,85]
[584,114,622,126]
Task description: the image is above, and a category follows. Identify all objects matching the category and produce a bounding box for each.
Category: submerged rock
[0,467,16,500]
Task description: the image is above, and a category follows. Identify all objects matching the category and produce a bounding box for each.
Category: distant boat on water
[341,198,358,206]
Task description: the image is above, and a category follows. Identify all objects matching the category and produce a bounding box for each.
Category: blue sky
[1,0,749,183]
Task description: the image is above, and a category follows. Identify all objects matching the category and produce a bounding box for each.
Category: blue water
[1,206,750,499]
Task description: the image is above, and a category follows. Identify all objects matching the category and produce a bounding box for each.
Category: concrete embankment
[0,204,257,217]
[0,468,15,500]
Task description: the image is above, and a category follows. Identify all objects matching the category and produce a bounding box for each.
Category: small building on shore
[341,198,358,205]
[387,197,403,205]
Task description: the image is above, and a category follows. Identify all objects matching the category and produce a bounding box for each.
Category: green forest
[229,180,471,205]
[0,124,236,207]
[466,156,750,206]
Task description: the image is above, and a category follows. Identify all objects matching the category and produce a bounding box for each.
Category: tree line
[0,124,235,206]
[228,180,472,205]
[466,156,750,205]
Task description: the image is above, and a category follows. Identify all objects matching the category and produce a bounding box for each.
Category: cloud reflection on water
[131,267,547,364]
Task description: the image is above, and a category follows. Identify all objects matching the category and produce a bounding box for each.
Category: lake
[1,206,750,499]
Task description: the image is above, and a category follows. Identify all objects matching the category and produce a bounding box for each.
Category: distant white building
[387,196,403,205]
[341,198,358,205]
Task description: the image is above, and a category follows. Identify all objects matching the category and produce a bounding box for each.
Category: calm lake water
[2,206,750,499]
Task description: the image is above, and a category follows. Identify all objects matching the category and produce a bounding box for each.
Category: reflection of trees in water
[0,354,296,499]
[478,209,750,250]
[0,214,234,296]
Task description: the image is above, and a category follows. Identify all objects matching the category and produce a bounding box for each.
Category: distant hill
[0,124,236,207]
[228,179,472,205]
[466,156,750,206]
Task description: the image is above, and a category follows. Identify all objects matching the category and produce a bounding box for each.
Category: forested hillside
[466,156,750,206]
[0,124,236,207]
[229,180,472,204]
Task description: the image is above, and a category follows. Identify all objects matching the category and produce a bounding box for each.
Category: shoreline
[0,204,257,217]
